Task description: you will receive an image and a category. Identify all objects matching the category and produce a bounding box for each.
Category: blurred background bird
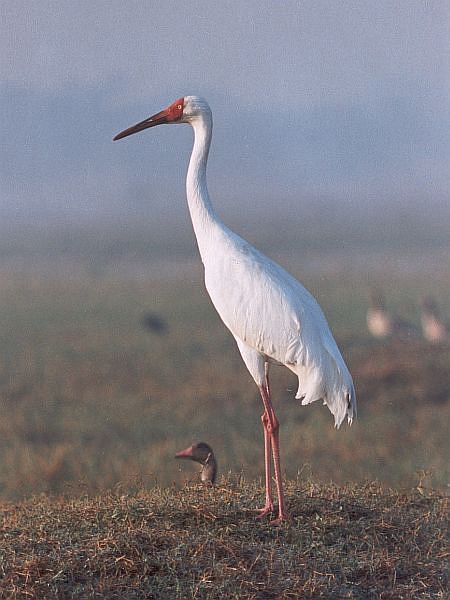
[421,296,450,343]
[140,312,169,336]
[367,289,418,340]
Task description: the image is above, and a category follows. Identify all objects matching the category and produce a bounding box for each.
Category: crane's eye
[177,104,182,110]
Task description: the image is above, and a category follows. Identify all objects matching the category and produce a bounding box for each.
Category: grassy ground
[0,233,449,597]
[0,478,447,599]
[0,254,449,499]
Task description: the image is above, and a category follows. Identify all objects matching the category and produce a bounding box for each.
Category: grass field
[0,234,449,500]
[0,226,449,598]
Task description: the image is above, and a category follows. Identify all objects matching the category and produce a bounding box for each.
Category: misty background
[1,1,449,263]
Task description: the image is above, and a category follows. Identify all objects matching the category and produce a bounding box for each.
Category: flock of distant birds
[142,292,450,344]
[367,291,450,343]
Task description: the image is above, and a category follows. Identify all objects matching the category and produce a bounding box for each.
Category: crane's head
[113,96,210,141]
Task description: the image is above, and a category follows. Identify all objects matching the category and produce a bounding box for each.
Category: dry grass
[0,268,449,499]
[0,478,447,599]
[0,241,449,597]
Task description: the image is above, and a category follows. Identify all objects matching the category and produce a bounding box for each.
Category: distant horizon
[1,198,449,267]
[2,1,449,234]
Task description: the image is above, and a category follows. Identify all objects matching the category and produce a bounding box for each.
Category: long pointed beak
[175,445,194,459]
[113,108,169,141]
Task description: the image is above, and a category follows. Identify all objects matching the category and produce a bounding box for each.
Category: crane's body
[114,96,356,523]
[202,223,354,425]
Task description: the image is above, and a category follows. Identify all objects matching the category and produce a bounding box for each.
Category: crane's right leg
[258,382,287,523]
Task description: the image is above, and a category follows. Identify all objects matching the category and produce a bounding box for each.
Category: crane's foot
[269,511,290,526]
[255,503,274,518]
[256,506,290,524]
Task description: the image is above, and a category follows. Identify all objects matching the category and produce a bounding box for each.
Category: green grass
[0,479,447,598]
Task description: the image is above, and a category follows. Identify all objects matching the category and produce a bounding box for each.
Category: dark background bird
[140,312,169,336]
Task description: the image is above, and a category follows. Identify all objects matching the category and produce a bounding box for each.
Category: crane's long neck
[186,114,221,263]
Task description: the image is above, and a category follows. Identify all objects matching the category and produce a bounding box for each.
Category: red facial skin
[165,97,184,122]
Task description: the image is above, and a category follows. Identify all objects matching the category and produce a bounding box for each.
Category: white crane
[114,96,356,523]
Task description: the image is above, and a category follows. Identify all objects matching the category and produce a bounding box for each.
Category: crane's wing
[203,228,356,427]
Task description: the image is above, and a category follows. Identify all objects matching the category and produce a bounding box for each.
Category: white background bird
[114,96,356,523]
[421,296,450,343]
[367,289,418,340]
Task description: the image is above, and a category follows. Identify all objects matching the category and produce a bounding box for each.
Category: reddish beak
[175,445,194,459]
[113,108,169,141]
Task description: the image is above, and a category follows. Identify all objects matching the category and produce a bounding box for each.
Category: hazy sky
[1,1,449,228]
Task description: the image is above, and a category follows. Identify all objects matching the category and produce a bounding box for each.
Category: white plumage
[204,228,355,426]
[114,95,356,523]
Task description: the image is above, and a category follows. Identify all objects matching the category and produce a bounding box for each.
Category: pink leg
[257,368,288,524]
[256,363,273,516]
[256,410,274,517]
[268,410,287,524]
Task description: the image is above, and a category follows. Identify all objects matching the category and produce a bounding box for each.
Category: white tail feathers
[296,382,356,429]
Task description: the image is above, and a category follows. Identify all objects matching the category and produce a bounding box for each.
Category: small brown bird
[175,442,217,484]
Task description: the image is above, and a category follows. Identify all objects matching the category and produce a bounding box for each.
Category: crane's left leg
[256,408,274,516]
[256,363,274,516]
[258,382,288,524]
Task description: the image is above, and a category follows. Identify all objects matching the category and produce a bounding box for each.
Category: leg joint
[266,416,279,435]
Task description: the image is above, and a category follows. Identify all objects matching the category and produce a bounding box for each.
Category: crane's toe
[269,513,290,526]
[255,503,274,518]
